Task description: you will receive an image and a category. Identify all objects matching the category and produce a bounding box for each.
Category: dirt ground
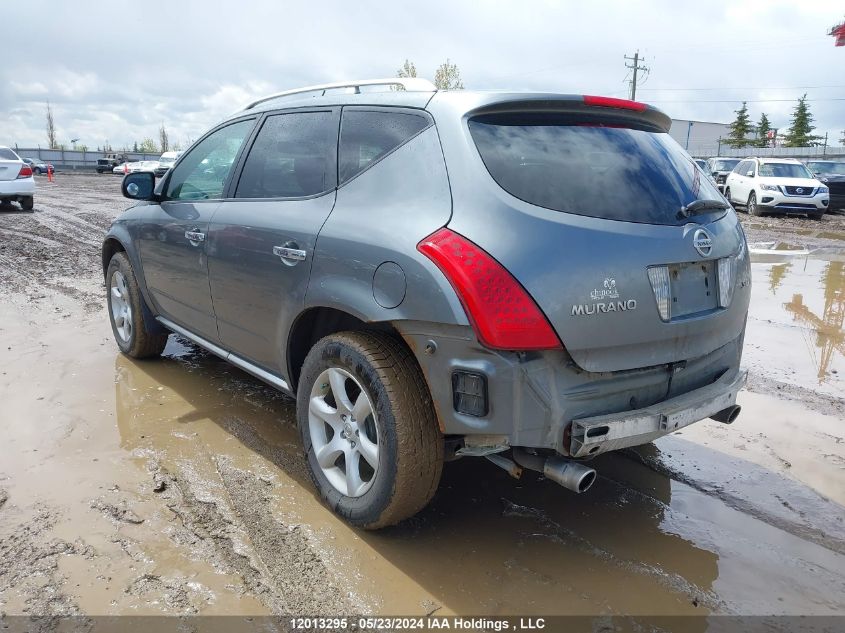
[1,174,844,619]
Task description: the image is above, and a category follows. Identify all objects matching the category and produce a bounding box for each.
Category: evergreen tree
[784,94,821,147]
[727,102,752,148]
[755,113,772,148]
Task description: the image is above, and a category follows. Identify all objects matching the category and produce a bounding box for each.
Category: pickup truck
[96,153,129,174]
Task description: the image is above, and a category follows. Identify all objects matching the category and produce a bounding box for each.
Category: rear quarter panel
[306,125,467,327]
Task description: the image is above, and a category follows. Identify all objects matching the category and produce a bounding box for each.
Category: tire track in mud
[148,457,361,616]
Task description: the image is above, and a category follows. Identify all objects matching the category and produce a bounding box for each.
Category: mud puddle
[744,245,845,407]
[2,294,844,616]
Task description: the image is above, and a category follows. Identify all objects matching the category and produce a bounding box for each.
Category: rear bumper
[569,369,746,458]
[0,178,35,197]
[399,322,746,456]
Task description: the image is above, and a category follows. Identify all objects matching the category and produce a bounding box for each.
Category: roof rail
[244,78,437,110]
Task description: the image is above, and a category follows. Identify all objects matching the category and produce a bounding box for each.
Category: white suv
[724,157,829,219]
[0,146,35,211]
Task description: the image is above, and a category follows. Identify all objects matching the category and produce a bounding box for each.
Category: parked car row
[694,155,841,218]
[111,151,184,176]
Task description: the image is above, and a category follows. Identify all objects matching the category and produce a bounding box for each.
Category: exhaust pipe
[512,449,597,494]
[711,405,741,424]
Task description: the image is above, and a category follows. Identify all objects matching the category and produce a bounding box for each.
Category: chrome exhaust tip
[543,457,597,494]
[711,404,741,424]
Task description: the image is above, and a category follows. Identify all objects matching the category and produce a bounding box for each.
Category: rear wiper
[677,199,730,220]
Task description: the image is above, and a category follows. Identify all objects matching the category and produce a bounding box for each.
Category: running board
[157,317,291,394]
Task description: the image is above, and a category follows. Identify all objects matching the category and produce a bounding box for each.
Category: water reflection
[783,260,845,383]
[748,248,845,389]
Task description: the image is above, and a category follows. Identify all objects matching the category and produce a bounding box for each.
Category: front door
[207,109,339,375]
[138,118,255,341]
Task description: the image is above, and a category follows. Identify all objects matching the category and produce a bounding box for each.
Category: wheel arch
[286,306,405,392]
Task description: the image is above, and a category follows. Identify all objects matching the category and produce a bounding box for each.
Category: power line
[623,51,649,100]
[636,84,845,92]
[645,97,845,103]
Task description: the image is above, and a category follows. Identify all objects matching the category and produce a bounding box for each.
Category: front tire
[724,187,733,207]
[297,331,443,529]
[106,252,168,358]
[748,192,763,216]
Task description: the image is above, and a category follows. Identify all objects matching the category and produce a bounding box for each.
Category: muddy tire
[297,331,443,529]
[106,252,168,359]
[808,211,824,221]
[748,192,763,217]
[724,187,733,207]
[20,196,33,212]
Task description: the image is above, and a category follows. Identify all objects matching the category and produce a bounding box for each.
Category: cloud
[2,0,843,149]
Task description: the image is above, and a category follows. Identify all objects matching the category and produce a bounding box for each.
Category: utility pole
[624,51,649,100]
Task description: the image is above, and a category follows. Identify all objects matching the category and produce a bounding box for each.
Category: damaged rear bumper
[569,369,747,458]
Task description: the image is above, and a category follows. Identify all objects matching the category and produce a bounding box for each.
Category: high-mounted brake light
[583,95,647,112]
[17,164,33,179]
[418,228,562,350]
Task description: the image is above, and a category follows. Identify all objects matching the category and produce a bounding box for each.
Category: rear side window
[236,111,336,199]
[469,113,724,225]
[339,110,430,184]
[0,148,19,160]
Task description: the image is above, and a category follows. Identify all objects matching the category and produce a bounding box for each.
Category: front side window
[235,111,336,199]
[468,113,725,226]
[339,110,430,184]
[758,162,813,179]
[165,119,254,201]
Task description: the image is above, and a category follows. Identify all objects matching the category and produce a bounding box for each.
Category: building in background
[669,119,734,157]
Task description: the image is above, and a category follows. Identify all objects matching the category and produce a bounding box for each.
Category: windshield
[159,157,176,165]
[809,162,845,175]
[0,148,19,160]
[758,162,813,179]
[711,159,740,172]
[468,113,725,225]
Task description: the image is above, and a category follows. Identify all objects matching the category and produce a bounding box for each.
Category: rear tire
[19,196,33,212]
[748,192,763,216]
[106,252,168,359]
[297,331,443,529]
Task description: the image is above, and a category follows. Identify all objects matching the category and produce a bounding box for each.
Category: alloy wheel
[109,270,133,343]
[308,367,379,497]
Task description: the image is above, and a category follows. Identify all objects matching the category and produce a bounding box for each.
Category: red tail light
[583,95,647,112]
[17,164,33,178]
[418,228,562,351]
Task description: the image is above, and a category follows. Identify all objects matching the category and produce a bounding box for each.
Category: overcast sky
[3,0,843,150]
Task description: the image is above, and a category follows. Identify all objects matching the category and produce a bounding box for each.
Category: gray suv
[103,78,750,528]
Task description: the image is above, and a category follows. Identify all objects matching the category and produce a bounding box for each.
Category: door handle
[185,230,205,243]
[273,245,307,262]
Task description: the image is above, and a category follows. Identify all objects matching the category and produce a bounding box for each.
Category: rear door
[0,147,22,181]
[206,108,339,374]
[457,109,749,372]
[137,118,255,341]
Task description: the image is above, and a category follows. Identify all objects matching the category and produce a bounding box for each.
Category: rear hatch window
[468,113,724,226]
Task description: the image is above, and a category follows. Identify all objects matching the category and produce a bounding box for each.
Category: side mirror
[746,170,754,177]
[122,172,156,200]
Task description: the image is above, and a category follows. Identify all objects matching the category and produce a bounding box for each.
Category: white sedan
[0,145,35,211]
[113,161,160,175]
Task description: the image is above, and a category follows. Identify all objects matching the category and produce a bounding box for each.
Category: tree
[840,130,845,146]
[132,141,139,152]
[397,59,417,79]
[159,124,169,153]
[727,102,752,148]
[755,113,772,148]
[783,94,822,147]
[434,58,464,90]
[138,138,158,153]
[46,102,57,149]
